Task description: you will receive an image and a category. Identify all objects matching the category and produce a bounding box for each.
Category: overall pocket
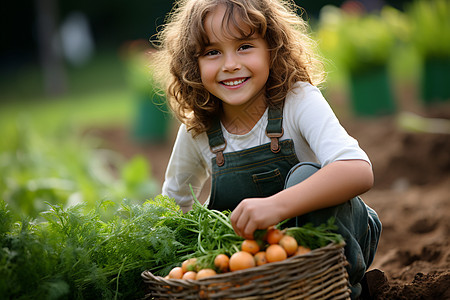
[252,168,285,197]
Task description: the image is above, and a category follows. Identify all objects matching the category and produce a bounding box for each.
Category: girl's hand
[231,161,373,239]
[230,196,283,239]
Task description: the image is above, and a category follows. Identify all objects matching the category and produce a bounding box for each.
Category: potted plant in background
[122,40,171,143]
[406,0,450,105]
[317,5,397,117]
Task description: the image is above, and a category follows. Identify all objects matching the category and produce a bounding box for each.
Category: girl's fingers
[230,205,243,235]
[235,213,250,238]
[231,203,250,238]
[233,197,282,239]
[242,221,256,240]
[232,199,262,239]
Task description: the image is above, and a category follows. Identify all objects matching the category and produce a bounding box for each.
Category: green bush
[0,120,158,219]
[0,196,185,299]
[316,5,396,75]
[406,0,450,60]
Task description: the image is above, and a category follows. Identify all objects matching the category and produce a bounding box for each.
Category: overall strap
[207,106,284,166]
[266,106,284,153]
[207,119,227,167]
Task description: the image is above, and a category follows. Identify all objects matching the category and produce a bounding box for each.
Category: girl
[154,0,381,298]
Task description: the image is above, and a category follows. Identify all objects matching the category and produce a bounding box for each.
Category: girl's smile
[220,77,248,88]
[198,5,271,132]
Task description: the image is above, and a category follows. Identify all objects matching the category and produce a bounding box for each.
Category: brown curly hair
[152,0,325,136]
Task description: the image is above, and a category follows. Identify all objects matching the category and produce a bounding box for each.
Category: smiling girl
[153,0,381,298]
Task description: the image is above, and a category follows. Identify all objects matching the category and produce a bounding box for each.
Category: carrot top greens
[0,194,242,299]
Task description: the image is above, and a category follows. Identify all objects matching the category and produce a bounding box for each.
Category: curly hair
[152,0,325,136]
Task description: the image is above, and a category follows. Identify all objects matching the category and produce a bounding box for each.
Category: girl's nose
[222,53,241,72]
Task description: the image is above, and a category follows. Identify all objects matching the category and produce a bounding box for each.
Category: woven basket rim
[142,241,346,283]
[141,241,350,299]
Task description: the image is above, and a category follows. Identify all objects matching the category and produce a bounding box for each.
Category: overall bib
[206,106,381,299]
[207,107,299,211]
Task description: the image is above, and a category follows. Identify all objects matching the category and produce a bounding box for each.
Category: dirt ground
[341,109,450,299]
[95,99,450,299]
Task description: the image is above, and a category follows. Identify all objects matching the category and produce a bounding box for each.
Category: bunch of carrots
[164,227,311,280]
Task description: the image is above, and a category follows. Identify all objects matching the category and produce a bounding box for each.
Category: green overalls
[207,107,299,211]
[206,106,381,299]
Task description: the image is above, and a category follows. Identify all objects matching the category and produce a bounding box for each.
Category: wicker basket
[141,242,350,299]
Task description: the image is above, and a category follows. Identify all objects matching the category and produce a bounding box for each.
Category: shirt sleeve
[288,83,371,166]
[161,124,210,212]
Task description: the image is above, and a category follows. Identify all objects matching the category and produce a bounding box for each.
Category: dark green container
[349,66,396,117]
[133,92,170,143]
[422,58,450,104]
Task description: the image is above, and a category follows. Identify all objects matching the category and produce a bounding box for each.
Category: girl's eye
[238,44,253,51]
[204,50,219,56]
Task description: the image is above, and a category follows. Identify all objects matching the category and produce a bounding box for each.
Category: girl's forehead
[203,5,254,43]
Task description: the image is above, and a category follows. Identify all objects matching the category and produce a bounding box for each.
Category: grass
[0,88,133,135]
[0,50,135,135]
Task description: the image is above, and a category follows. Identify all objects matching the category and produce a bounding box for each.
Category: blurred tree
[34,0,67,96]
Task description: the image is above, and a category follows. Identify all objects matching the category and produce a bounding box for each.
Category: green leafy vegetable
[0,193,243,299]
[284,217,345,249]
[1,187,344,299]
[0,196,188,299]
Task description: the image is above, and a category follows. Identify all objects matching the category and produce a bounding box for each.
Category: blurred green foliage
[317,6,395,75]
[406,0,450,59]
[0,50,160,220]
[316,0,449,77]
[0,118,159,220]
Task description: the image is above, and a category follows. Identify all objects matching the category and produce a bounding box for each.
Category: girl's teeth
[223,78,245,86]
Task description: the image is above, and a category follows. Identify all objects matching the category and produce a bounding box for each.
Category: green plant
[0,196,185,299]
[406,0,450,59]
[317,6,395,74]
[0,120,158,219]
[0,194,241,299]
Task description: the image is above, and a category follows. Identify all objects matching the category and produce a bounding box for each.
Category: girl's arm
[162,124,210,213]
[230,159,373,239]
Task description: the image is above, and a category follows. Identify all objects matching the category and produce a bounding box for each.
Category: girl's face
[198,5,270,113]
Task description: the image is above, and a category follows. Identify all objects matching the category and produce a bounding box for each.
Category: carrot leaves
[0,194,243,299]
[285,217,345,249]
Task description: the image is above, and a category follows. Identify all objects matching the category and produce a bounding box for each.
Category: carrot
[254,251,267,266]
[214,254,230,273]
[241,240,260,255]
[182,271,197,280]
[266,244,287,263]
[295,245,311,256]
[229,251,256,271]
[196,268,217,280]
[168,267,184,279]
[266,228,284,244]
[279,235,298,256]
[182,258,198,273]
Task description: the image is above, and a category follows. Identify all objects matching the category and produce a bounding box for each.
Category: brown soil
[93,101,450,299]
[342,112,450,300]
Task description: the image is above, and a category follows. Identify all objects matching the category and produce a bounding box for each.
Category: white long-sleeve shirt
[162,82,370,211]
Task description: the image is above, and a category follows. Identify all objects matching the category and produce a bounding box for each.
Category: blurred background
[1,0,449,219]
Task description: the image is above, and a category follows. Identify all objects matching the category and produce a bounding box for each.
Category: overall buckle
[210,140,227,167]
[266,129,283,153]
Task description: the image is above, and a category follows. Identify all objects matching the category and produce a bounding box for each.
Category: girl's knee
[284,162,321,188]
